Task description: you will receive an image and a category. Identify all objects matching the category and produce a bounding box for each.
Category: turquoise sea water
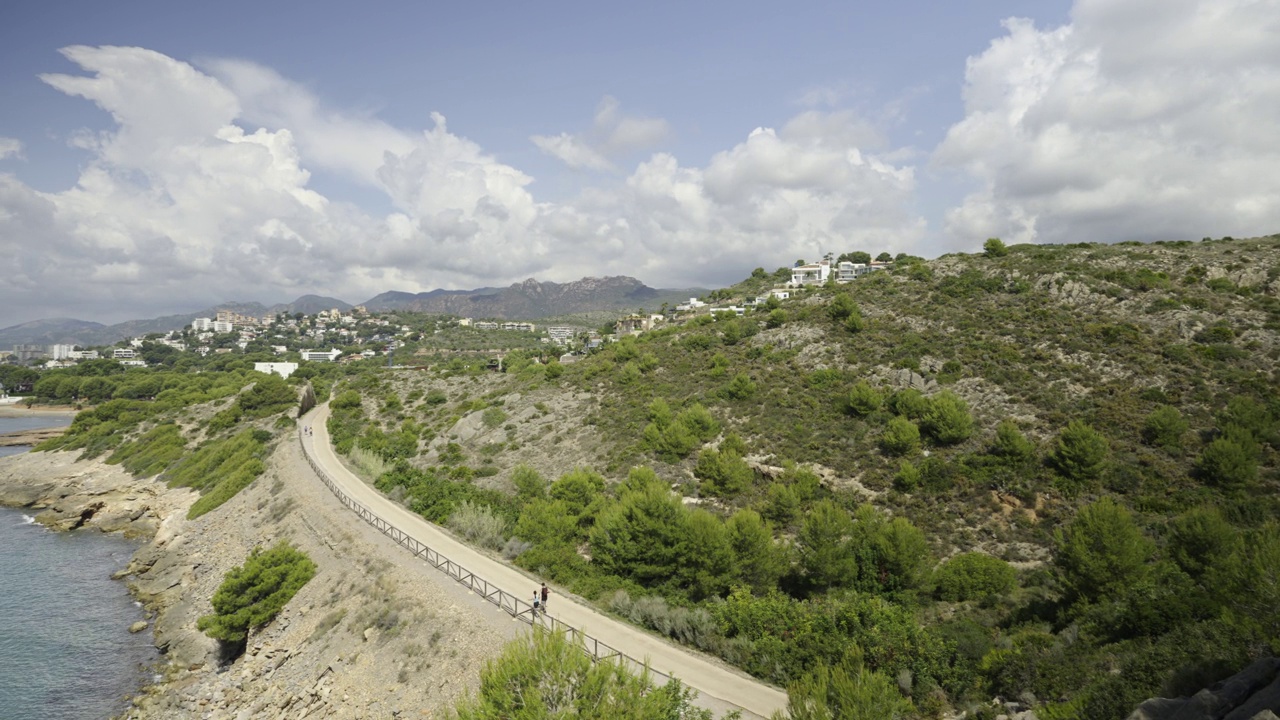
[0,416,158,719]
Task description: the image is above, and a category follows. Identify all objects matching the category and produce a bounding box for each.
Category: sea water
[0,416,159,719]
[0,414,73,459]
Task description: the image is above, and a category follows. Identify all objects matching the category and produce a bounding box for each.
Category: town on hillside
[0,252,894,389]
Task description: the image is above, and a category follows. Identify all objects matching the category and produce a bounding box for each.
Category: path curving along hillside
[300,403,788,719]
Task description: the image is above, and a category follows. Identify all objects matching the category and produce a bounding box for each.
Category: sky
[1,0,1278,327]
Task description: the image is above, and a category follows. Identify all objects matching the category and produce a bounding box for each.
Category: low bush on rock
[198,542,315,654]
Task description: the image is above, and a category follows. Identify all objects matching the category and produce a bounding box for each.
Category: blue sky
[1,0,1276,325]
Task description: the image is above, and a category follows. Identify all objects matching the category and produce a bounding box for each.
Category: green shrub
[481,406,508,428]
[844,310,866,333]
[607,591,722,650]
[727,509,788,594]
[798,500,858,592]
[894,460,921,492]
[695,448,755,498]
[1056,498,1154,606]
[933,552,1016,601]
[847,381,883,416]
[723,373,757,400]
[166,429,272,519]
[828,293,859,321]
[1196,438,1257,487]
[238,374,298,417]
[197,542,316,646]
[991,420,1036,463]
[1142,406,1188,448]
[447,500,508,550]
[776,660,913,720]
[107,423,186,477]
[1168,506,1241,579]
[983,237,1009,258]
[763,482,801,526]
[920,391,974,445]
[880,416,921,456]
[887,389,929,419]
[1048,420,1108,485]
[453,630,715,720]
[643,420,698,463]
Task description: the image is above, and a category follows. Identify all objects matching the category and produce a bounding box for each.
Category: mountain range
[0,277,702,348]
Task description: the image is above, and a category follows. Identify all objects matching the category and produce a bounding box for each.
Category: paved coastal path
[301,403,788,719]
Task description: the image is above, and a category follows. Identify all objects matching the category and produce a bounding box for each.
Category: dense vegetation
[325,236,1280,720]
[451,629,726,720]
[197,542,316,654]
[34,362,342,517]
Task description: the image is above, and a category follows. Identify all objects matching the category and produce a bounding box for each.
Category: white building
[112,348,136,359]
[68,350,99,360]
[836,261,884,282]
[48,344,75,360]
[790,260,832,286]
[769,288,791,300]
[254,362,299,379]
[300,348,342,362]
[213,320,234,334]
[119,359,147,367]
[192,318,213,332]
[547,326,576,345]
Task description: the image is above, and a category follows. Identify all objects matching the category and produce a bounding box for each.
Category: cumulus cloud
[1,45,926,326]
[531,96,671,170]
[936,0,1280,247]
[0,138,23,160]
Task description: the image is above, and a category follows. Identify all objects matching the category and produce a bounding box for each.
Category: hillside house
[301,348,342,362]
[836,261,889,282]
[790,259,832,287]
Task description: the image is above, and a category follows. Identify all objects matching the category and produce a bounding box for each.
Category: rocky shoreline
[0,427,67,446]
[0,438,515,719]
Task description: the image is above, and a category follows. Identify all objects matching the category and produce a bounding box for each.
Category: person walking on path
[532,590,541,617]
[540,583,549,613]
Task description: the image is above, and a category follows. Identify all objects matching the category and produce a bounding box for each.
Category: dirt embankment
[0,438,517,720]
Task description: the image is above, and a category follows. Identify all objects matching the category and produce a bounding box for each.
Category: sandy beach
[0,401,80,418]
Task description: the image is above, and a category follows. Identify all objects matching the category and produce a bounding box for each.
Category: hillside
[362,276,703,319]
[0,277,694,347]
[0,300,303,347]
[318,234,1279,720]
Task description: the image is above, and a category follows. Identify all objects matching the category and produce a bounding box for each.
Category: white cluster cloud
[532,96,671,171]
[936,0,1280,246]
[1,46,924,325]
[5,1,1278,327]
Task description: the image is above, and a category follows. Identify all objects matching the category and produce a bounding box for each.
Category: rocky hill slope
[329,234,1279,719]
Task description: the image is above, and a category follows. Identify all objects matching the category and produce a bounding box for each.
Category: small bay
[0,413,158,719]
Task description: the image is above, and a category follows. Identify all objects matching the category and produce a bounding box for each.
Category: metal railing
[297,420,680,688]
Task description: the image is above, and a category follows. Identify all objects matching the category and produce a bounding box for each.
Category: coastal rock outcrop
[0,450,195,539]
[1127,657,1280,720]
[2,438,514,719]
